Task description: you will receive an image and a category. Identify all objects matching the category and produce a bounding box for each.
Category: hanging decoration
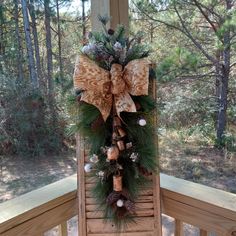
[73,16,158,228]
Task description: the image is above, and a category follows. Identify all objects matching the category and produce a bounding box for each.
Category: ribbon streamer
[73,55,149,121]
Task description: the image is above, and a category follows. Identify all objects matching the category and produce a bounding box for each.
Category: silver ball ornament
[138,118,147,126]
[84,163,93,173]
[116,199,124,207]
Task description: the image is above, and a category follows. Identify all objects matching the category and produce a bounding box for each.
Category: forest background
[0,0,236,199]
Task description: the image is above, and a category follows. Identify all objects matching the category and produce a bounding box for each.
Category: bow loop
[124,59,149,96]
[74,55,110,94]
[73,55,149,121]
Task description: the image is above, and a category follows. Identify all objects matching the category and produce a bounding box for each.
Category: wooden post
[76,1,162,235]
[91,0,129,31]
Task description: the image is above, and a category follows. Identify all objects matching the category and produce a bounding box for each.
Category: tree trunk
[44,0,56,124]
[0,4,5,71]
[82,0,86,43]
[21,0,38,88]
[28,0,43,90]
[14,0,24,81]
[216,0,231,143]
[44,0,53,95]
[56,0,63,80]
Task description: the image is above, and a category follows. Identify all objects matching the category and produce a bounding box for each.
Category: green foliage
[0,74,67,157]
[70,22,158,227]
[156,47,200,82]
[87,22,150,69]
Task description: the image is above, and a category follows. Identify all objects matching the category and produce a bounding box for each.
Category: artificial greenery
[74,18,158,229]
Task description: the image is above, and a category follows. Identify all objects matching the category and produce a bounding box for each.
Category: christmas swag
[73,17,158,228]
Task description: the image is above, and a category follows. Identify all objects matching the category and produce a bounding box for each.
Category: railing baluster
[59,221,68,236]
[175,219,183,236]
[200,229,208,236]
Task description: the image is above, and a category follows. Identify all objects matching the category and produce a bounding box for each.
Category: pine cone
[138,166,152,176]
[124,200,135,213]
[106,191,120,205]
[117,207,128,218]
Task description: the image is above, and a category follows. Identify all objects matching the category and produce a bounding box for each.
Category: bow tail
[81,91,113,121]
[114,91,137,118]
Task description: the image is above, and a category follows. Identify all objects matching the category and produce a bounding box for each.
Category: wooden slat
[86,195,153,205]
[86,209,154,219]
[174,219,183,236]
[0,199,77,236]
[85,183,153,191]
[86,189,153,198]
[86,202,154,212]
[87,217,154,233]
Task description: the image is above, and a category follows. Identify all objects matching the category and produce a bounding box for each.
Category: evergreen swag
[73,16,158,228]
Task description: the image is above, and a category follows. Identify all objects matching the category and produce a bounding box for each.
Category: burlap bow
[73,55,150,121]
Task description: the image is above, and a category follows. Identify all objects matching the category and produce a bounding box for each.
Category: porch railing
[0,174,236,236]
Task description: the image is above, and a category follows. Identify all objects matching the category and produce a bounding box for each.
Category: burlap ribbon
[73,55,149,121]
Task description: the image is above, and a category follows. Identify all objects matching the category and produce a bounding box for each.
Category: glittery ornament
[97,171,105,178]
[130,153,139,162]
[126,142,133,149]
[84,163,93,173]
[117,164,123,170]
[100,146,108,154]
[112,132,119,140]
[113,41,123,51]
[116,199,124,207]
[90,154,99,163]
[138,118,147,126]
[82,43,96,54]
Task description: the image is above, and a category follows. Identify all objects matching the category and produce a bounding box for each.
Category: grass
[159,128,236,193]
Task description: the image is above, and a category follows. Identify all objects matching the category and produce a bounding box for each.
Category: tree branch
[173,4,217,64]
[133,0,217,64]
[192,0,218,34]
[230,61,236,68]
[188,0,222,20]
